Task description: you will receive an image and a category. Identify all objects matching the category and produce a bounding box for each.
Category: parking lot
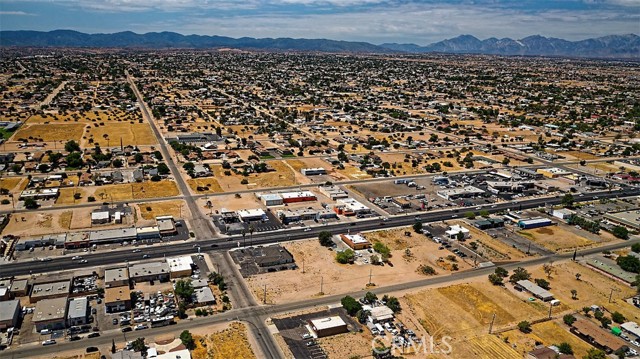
[272,308,359,359]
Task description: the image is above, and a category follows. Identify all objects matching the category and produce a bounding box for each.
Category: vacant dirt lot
[187,178,224,194]
[13,123,86,142]
[191,322,256,359]
[245,231,468,304]
[82,122,157,147]
[2,210,76,237]
[136,200,187,221]
[211,160,298,191]
[460,222,528,261]
[57,181,179,204]
[519,225,595,252]
[319,331,374,359]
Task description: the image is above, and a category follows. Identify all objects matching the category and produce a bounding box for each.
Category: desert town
[0,49,638,359]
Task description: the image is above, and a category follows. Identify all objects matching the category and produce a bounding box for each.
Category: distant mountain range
[1,30,638,58]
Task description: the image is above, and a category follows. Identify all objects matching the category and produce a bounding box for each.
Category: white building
[445,225,470,240]
[237,209,267,222]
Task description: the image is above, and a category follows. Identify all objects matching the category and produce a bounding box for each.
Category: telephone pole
[368,268,373,286]
[548,301,553,319]
[320,276,324,295]
[263,284,267,304]
[489,313,496,334]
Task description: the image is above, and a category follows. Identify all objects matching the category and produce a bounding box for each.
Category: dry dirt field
[527,261,639,321]
[499,320,594,358]
[82,122,157,147]
[2,210,79,237]
[245,231,469,304]
[187,178,224,194]
[211,160,298,191]
[12,123,86,142]
[191,322,256,359]
[319,331,374,359]
[201,193,263,212]
[402,282,546,340]
[519,225,596,252]
[56,181,179,205]
[136,200,188,221]
[450,220,528,262]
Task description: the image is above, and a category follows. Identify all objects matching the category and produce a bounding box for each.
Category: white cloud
[0,11,36,16]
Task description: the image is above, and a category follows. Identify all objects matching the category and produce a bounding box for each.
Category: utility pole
[320,276,324,295]
[548,301,553,319]
[609,287,615,303]
[302,258,305,274]
[489,313,496,334]
[263,284,267,304]
[368,268,373,286]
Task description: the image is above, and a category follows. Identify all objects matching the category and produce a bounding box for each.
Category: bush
[563,314,576,326]
[557,342,573,355]
[336,249,355,264]
[0,199,9,205]
[87,196,96,202]
[240,178,249,185]
[612,311,625,324]
[488,273,503,286]
[318,231,333,247]
[612,226,629,239]
[419,265,437,275]
[517,321,531,333]
[341,295,362,316]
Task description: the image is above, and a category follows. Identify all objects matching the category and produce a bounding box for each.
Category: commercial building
[340,234,371,250]
[436,186,485,201]
[104,267,130,288]
[33,297,68,331]
[515,280,554,301]
[334,198,371,216]
[571,319,627,353]
[301,168,327,176]
[309,316,349,338]
[254,245,295,268]
[193,287,216,306]
[318,185,349,200]
[281,191,317,204]
[166,256,193,279]
[136,226,160,240]
[0,299,20,330]
[66,297,88,327]
[91,211,111,225]
[620,322,640,339]
[603,211,640,231]
[105,286,131,313]
[276,208,338,225]
[129,261,171,282]
[89,227,137,245]
[445,225,470,240]
[64,232,91,249]
[9,279,29,297]
[30,279,71,303]
[19,188,59,200]
[518,218,553,229]
[260,193,284,206]
[237,209,267,222]
[473,218,505,230]
[369,305,394,323]
[156,216,178,236]
[552,209,575,220]
[536,167,571,178]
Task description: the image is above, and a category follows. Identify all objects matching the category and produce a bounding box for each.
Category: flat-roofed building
[340,234,371,250]
[89,227,137,245]
[194,287,216,306]
[66,297,88,327]
[437,186,485,201]
[369,305,394,323]
[91,211,111,225]
[571,319,627,353]
[301,168,327,176]
[318,185,349,200]
[30,279,71,303]
[309,316,348,338]
[516,280,554,301]
[64,232,90,249]
[281,191,317,203]
[334,198,371,216]
[129,261,170,282]
[0,299,20,329]
[603,210,640,231]
[620,322,640,339]
[518,217,553,229]
[237,208,267,222]
[156,216,177,236]
[253,245,295,268]
[166,256,193,279]
[136,226,160,240]
[105,286,131,313]
[33,297,68,331]
[104,267,129,288]
[536,167,571,178]
[260,193,284,206]
[9,278,29,297]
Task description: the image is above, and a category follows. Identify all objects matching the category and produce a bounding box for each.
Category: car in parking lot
[112,318,118,325]
[70,335,82,341]
[301,333,311,339]
[121,327,132,333]
[86,346,99,353]
[135,324,148,331]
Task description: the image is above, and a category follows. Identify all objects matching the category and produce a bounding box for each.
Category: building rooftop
[33,297,68,322]
[310,316,347,330]
[167,256,193,273]
[105,285,130,304]
[67,297,88,320]
[104,267,129,284]
[516,280,554,300]
[0,299,20,323]
[31,279,71,299]
[194,287,215,304]
[129,261,170,278]
[603,210,640,230]
[342,234,368,244]
[89,227,137,242]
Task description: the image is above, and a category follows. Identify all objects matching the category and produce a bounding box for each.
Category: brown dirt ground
[191,322,256,359]
[518,226,595,252]
[136,200,188,221]
[499,320,595,358]
[56,181,179,205]
[82,122,157,147]
[187,178,224,194]
[12,123,86,142]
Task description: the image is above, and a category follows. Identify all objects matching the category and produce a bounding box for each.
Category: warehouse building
[254,245,295,268]
[437,186,484,200]
[30,279,71,303]
[515,280,554,301]
[318,186,349,200]
[136,226,160,241]
[91,211,111,225]
[620,322,640,339]
[334,198,371,216]
[0,299,20,330]
[66,297,88,327]
[518,218,553,229]
[309,316,349,338]
[104,267,130,288]
[33,297,68,331]
[340,234,371,250]
[552,209,575,220]
[473,218,505,230]
[536,167,571,178]
[260,193,284,206]
[301,168,327,176]
[237,209,268,222]
[281,191,317,204]
[603,211,640,231]
[89,227,137,245]
[129,261,171,283]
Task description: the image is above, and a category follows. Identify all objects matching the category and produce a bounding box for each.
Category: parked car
[42,339,56,346]
[121,327,132,333]
[87,333,100,338]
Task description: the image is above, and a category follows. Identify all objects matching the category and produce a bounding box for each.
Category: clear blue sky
[1,1,638,44]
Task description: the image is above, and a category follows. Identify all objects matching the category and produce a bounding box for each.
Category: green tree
[464,211,476,219]
[318,231,333,247]
[64,140,80,152]
[632,243,640,253]
[612,226,629,240]
[517,321,531,333]
[617,255,640,273]
[385,296,401,313]
[341,295,362,316]
[157,163,170,175]
[557,342,573,355]
[479,210,490,217]
[488,273,503,286]
[131,338,147,355]
[535,278,550,290]
[413,222,423,233]
[563,314,576,326]
[612,311,626,324]
[373,242,391,262]
[509,267,531,284]
[113,159,123,168]
[336,249,355,264]
[561,193,575,208]
[24,198,38,209]
[364,291,377,304]
[174,279,194,303]
[179,330,195,350]
[495,267,508,278]
[356,309,370,324]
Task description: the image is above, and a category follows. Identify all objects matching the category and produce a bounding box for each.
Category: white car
[42,339,56,346]
[303,227,312,232]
